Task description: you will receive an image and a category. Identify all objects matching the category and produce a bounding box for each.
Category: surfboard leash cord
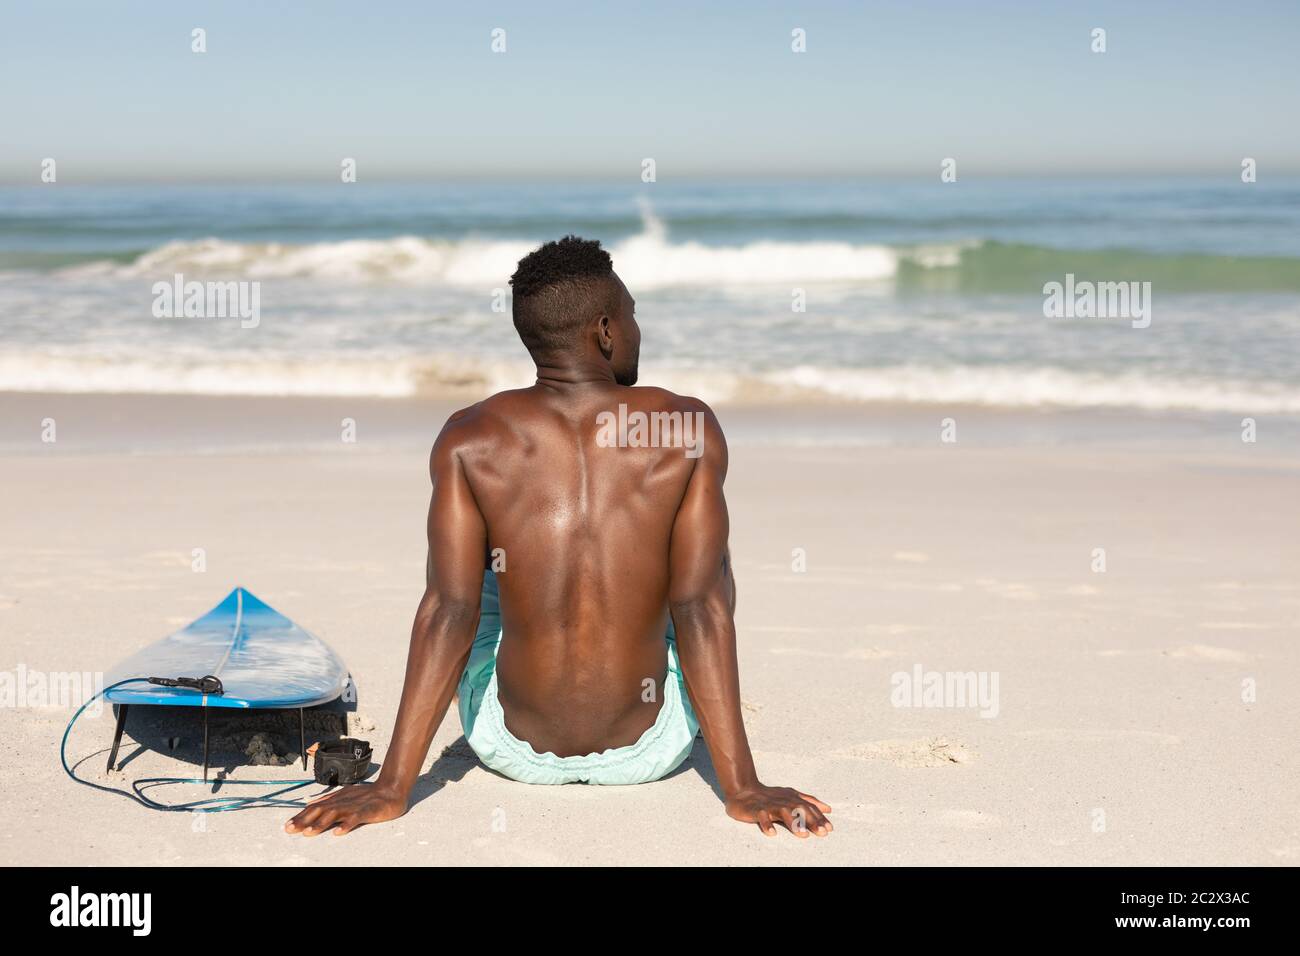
[61,678,332,813]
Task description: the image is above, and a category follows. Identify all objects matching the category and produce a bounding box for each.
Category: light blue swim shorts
[457,570,699,785]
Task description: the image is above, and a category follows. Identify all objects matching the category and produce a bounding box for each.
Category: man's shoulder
[621,386,726,467]
[437,398,487,439]
[429,395,503,470]
[439,388,530,435]
[430,387,543,461]
[622,385,715,418]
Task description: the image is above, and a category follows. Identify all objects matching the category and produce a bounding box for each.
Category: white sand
[2,394,1297,865]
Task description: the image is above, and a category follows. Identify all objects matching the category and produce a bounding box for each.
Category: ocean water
[2,178,1298,413]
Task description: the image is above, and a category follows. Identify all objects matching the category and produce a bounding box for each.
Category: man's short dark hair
[509,235,615,354]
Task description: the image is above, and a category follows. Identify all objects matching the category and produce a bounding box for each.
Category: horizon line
[2,169,1297,187]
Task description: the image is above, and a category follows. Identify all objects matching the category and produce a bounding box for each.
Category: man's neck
[533,359,618,392]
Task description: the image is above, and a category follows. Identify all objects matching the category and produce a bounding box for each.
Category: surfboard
[104,587,350,710]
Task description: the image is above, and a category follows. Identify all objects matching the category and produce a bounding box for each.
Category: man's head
[509,235,639,385]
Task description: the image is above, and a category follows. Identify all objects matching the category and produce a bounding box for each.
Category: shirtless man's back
[287,236,830,838]
[452,383,703,756]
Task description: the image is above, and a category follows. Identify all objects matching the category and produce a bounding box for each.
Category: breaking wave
[5,351,1300,413]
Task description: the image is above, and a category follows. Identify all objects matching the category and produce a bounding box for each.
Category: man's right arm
[668,402,832,838]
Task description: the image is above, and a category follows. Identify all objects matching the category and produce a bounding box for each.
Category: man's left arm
[286,414,486,836]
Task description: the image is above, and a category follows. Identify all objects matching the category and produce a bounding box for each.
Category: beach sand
[1,393,1297,865]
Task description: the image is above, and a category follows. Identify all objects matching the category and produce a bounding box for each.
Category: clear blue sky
[2,0,1297,182]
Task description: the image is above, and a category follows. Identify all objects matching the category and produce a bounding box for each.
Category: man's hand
[726,784,833,838]
[284,784,407,837]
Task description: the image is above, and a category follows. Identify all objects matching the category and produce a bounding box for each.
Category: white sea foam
[0,351,529,398]
[756,364,1300,413]
[62,204,903,288]
[5,351,1300,413]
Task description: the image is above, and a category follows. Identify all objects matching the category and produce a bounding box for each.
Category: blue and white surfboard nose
[104,589,350,710]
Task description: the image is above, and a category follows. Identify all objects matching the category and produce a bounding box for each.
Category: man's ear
[597,314,614,358]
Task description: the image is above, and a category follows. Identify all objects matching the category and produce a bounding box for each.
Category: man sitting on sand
[286,236,831,839]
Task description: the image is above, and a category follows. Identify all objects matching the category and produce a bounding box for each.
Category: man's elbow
[669,590,733,640]
[418,591,480,637]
